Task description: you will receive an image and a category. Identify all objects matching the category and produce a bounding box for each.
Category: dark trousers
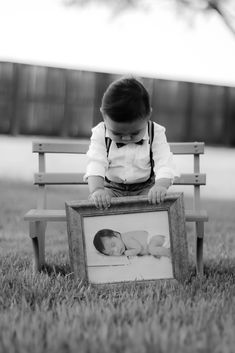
[104,175,155,197]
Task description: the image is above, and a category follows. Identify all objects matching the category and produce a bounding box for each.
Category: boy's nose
[113,247,119,255]
[121,135,131,141]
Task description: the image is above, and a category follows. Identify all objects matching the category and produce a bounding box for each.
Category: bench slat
[33,141,89,154]
[24,209,208,222]
[34,173,206,185]
[174,174,206,185]
[33,141,204,155]
[34,173,85,184]
[170,142,204,154]
[24,209,66,222]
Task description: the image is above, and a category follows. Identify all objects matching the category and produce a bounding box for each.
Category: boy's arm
[88,175,105,194]
[88,176,111,209]
[149,124,178,204]
[84,123,111,209]
[84,123,108,183]
[148,178,171,204]
[155,178,172,189]
[123,236,142,256]
[125,249,140,256]
[152,125,179,182]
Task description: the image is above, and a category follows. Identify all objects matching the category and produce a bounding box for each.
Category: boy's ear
[148,107,153,118]
[100,108,107,121]
[114,231,121,238]
[144,108,152,122]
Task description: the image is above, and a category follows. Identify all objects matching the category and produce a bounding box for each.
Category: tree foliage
[64,0,235,36]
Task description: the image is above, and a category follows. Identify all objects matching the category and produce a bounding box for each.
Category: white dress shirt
[84,121,179,184]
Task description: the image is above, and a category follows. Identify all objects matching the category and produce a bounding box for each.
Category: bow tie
[116,139,144,148]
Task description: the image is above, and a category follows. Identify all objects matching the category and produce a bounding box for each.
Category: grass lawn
[1,180,235,353]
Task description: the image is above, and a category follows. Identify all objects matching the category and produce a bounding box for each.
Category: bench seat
[24,208,208,223]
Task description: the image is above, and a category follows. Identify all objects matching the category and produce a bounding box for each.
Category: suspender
[105,134,112,156]
[104,120,155,176]
[148,120,155,177]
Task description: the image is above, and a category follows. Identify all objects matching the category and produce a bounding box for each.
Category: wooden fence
[0,61,235,145]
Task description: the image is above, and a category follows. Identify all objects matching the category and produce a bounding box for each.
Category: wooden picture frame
[65,193,189,284]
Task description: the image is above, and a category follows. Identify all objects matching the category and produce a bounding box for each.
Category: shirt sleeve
[152,123,180,182]
[83,122,109,181]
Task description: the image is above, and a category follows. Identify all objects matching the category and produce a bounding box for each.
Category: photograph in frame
[66,193,189,285]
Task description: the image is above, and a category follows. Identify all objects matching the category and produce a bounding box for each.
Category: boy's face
[102,232,125,256]
[102,113,149,144]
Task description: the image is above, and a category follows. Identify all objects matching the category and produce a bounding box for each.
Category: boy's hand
[124,249,139,257]
[90,188,111,210]
[148,184,167,204]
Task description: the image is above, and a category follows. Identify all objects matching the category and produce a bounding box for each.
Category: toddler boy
[84,77,178,209]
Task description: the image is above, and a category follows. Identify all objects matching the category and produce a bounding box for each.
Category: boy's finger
[157,193,161,203]
[148,190,154,204]
[96,195,104,210]
[148,193,152,204]
[100,198,107,210]
[101,196,108,209]
[95,198,102,209]
[160,193,166,202]
[105,194,111,207]
[93,197,99,209]
[151,193,157,204]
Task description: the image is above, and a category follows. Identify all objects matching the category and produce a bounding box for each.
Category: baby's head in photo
[93,229,125,256]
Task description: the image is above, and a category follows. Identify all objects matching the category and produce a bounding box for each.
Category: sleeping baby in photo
[93,229,170,258]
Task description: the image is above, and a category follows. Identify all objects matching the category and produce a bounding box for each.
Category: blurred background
[1,61,235,145]
[0,0,235,145]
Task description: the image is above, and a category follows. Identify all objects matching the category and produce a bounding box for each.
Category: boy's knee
[149,235,165,247]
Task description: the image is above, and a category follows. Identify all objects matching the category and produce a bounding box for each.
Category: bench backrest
[33,141,206,212]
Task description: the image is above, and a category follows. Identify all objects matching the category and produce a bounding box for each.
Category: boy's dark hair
[101,77,151,123]
[93,228,116,255]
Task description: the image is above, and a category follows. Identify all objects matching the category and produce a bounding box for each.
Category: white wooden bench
[24,140,208,275]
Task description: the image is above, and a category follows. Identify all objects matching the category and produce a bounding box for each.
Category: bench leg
[29,221,47,272]
[195,222,204,276]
